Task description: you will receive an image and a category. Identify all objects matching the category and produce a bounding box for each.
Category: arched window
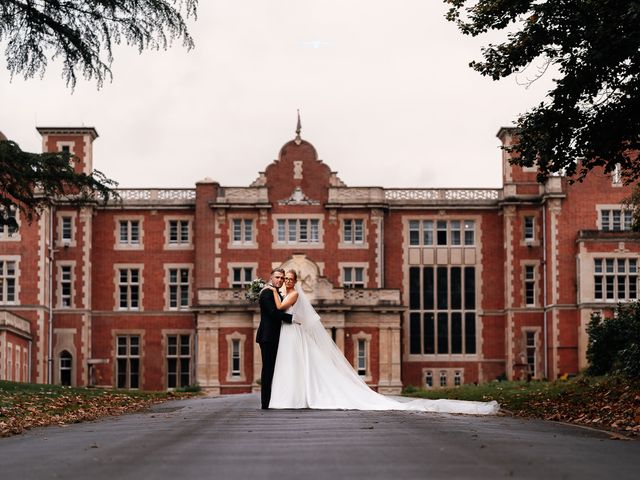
[60,350,72,386]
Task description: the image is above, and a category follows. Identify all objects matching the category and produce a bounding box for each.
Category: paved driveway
[1,393,638,479]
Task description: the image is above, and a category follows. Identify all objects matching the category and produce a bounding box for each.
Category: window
[0,260,17,304]
[167,334,191,388]
[594,258,638,301]
[0,206,18,239]
[7,344,12,381]
[343,267,365,288]
[408,266,476,355]
[168,268,189,309]
[168,220,190,245]
[231,339,241,377]
[276,218,320,244]
[439,370,447,387]
[60,265,73,307]
[425,371,433,388]
[119,220,140,246]
[231,267,254,288]
[524,216,535,241]
[524,265,536,306]
[409,219,475,246]
[357,339,366,377]
[525,331,536,378]
[600,209,632,231]
[118,268,140,310]
[60,351,72,386]
[116,335,140,389]
[454,370,462,386]
[61,216,73,242]
[612,163,622,186]
[343,219,364,244]
[232,219,254,245]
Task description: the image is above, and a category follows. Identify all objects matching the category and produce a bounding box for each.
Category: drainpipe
[48,204,55,384]
[542,205,548,380]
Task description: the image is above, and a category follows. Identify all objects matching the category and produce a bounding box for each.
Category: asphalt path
[0,393,638,480]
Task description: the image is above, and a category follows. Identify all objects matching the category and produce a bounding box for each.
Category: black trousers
[259,341,278,409]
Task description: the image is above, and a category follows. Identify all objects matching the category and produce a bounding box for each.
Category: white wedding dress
[269,285,499,415]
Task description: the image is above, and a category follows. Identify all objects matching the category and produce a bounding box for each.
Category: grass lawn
[0,380,194,437]
[403,375,640,437]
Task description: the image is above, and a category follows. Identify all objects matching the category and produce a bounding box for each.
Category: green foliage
[444,0,640,184]
[0,0,197,88]
[0,139,119,227]
[587,302,640,378]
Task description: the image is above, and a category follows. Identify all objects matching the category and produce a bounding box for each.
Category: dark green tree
[0,137,118,229]
[445,0,640,184]
[0,0,197,88]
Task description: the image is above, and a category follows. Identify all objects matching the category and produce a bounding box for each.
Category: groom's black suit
[256,287,293,409]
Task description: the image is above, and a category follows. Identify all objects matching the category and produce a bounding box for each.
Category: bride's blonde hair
[286,269,298,282]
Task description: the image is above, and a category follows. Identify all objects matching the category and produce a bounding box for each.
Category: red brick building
[1,125,637,392]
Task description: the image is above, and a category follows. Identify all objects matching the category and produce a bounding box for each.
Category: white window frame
[597,205,632,232]
[165,216,193,249]
[226,331,247,381]
[165,264,192,311]
[0,256,20,305]
[56,211,77,247]
[352,331,372,382]
[594,257,638,302]
[115,333,142,389]
[114,265,143,311]
[228,263,257,288]
[340,263,368,288]
[114,216,144,250]
[58,262,75,308]
[229,217,257,248]
[523,263,538,307]
[340,217,367,248]
[165,332,192,389]
[272,214,324,248]
[408,219,475,247]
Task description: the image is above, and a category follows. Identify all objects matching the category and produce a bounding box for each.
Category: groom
[256,267,293,409]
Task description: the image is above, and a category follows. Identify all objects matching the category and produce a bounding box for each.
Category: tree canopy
[0,0,197,88]
[0,139,118,229]
[445,0,640,183]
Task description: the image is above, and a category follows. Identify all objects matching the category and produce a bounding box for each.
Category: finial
[294,109,302,145]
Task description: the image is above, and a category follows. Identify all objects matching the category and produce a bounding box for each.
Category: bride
[266,270,499,415]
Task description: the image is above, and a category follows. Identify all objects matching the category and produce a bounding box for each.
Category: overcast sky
[0,1,555,189]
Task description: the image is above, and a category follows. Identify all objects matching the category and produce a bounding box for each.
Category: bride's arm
[271,289,298,310]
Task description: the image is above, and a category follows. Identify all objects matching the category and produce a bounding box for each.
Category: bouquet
[245,278,266,303]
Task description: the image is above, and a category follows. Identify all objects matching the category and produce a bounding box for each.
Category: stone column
[196,313,220,395]
[377,315,403,394]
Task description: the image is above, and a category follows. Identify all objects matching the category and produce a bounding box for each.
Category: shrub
[587,302,640,378]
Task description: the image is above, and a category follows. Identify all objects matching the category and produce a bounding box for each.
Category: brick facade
[0,125,638,392]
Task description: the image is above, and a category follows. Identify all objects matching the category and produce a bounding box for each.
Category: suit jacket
[256,287,293,343]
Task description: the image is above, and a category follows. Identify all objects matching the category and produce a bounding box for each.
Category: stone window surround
[0,255,20,305]
[227,262,258,288]
[407,217,477,247]
[271,214,325,249]
[114,215,144,250]
[339,262,369,288]
[228,215,258,249]
[162,330,192,390]
[226,331,247,382]
[352,331,372,382]
[164,215,194,250]
[57,260,76,309]
[56,210,78,248]
[521,260,540,307]
[578,253,640,304]
[596,204,631,231]
[338,214,369,249]
[422,367,465,389]
[522,327,542,380]
[113,264,144,311]
[520,212,540,247]
[164,264,193,311]
[112,330,145,390]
